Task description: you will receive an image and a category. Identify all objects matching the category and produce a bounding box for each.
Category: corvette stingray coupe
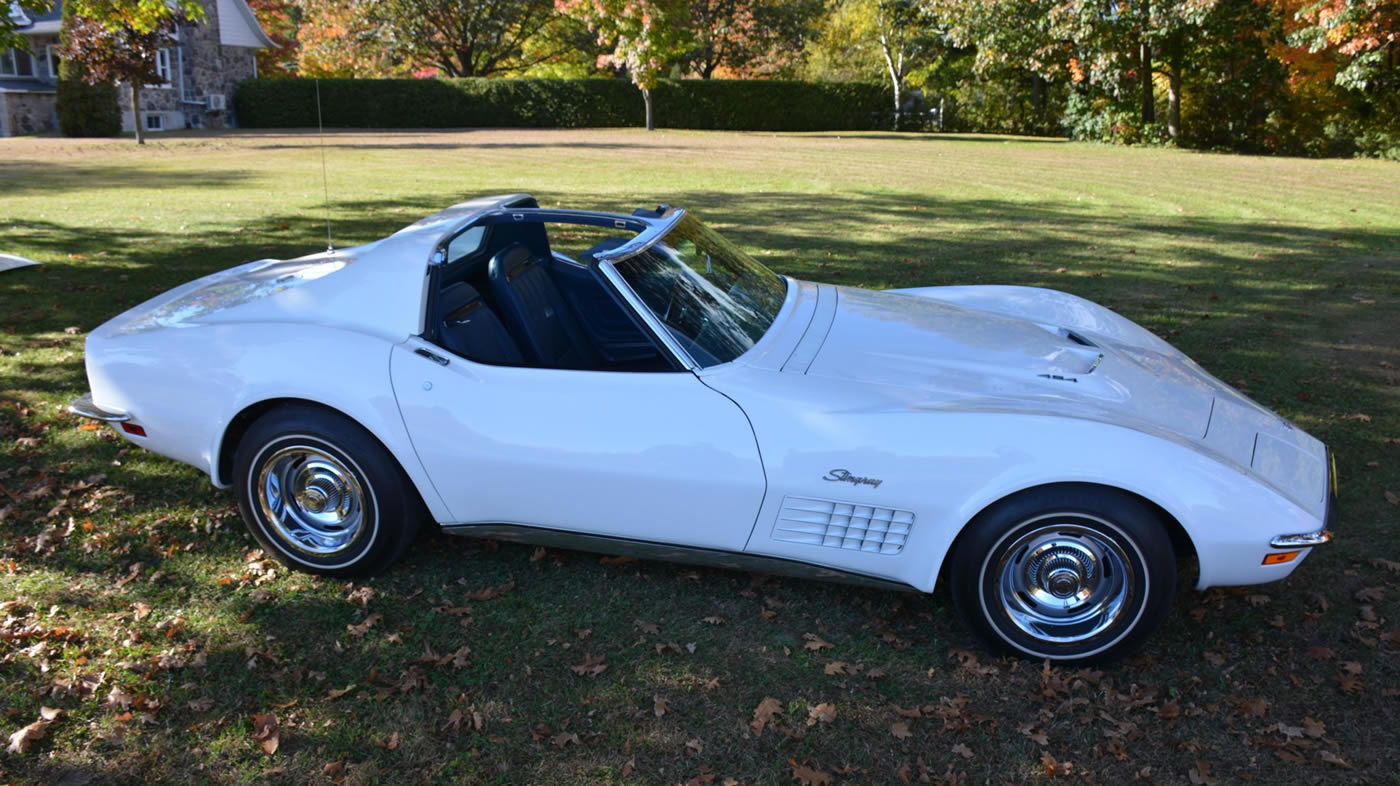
[70,194,1334,662]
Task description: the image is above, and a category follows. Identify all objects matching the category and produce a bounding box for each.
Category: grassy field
[1,129,1397,785]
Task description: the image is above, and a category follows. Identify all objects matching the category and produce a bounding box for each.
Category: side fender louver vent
[772,496,914,555]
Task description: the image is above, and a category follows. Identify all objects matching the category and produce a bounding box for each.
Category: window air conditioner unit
[206,94,227,112]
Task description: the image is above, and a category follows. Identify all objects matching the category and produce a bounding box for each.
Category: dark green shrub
[234,78,890,132]
[55,1,120,137]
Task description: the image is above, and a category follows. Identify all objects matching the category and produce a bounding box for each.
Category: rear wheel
[233,405,424,577]
[949,486,1175,664]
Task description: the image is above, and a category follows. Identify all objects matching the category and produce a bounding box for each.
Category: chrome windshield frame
[597,261,699,372]
[593,208,700,371]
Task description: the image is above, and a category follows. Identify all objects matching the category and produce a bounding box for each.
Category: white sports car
[70,194,1334,663]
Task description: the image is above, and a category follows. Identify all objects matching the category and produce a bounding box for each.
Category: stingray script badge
[822,469,883,489]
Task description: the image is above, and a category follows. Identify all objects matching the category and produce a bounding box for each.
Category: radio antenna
[315,78,333,253]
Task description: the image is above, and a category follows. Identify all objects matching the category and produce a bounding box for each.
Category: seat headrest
[487,243,536,282]
[439,282,483,323]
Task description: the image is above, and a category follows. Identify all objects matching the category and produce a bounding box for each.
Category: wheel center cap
[296,487,328,513]
[1047,567,1081,598]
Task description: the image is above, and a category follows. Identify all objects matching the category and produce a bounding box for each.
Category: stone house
[1,0,273,137]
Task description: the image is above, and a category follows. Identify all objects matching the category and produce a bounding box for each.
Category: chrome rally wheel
[256,446,368,557]
[233,405,425,577]
[950,487,1176,664]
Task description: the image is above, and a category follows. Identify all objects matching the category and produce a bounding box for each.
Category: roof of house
[10,1,274,48]
[8,2,61,34]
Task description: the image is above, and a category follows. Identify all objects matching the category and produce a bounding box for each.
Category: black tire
[233,405,425,577]
[948,486,1175,664]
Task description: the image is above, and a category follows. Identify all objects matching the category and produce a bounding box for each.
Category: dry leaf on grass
[701,616,725,625]
[570,653,608,677]
[750,697,783,736]
[347,613,382,637]
[654,695,672,718]
[1319,750,1353,769]
[807,702,836,725]
[345,585,376,607]
[788,758,833,786]
[321,760,347,784]
[1041,752,1074,777]
[1188,759,1218,785]
[551,731,581,749]
[6,707,62,754]
[250,712,279,756]
[634,618,661,634]
[465,579,514,601]
[325,684,356,700]
[951,743,973,759]
[1303,717,1326,738]
[889,721,913,740]
[802,633,834,650]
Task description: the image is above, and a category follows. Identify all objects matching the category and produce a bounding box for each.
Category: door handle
[415,347,449,366]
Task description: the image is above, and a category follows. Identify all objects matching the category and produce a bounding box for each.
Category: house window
[145,113,164,131]
[0,48,35,78]
[47,45,58,78]
[154,48,172,84]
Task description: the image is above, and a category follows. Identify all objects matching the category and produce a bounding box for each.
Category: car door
[389,338,767,552]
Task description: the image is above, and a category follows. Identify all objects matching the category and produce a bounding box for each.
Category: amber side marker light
[120,423,146,437]
[1262,551,1299,565]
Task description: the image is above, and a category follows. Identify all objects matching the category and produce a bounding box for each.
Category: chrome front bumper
[68,393,129,422]
[1269,449,1337,550]
[1270,530,1332,549]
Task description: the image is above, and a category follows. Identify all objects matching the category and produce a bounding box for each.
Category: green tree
[684,0,824,78]
[368,0,567,78]
[874,0,944,127]
[802,0,885,83]
[555,0,693,130]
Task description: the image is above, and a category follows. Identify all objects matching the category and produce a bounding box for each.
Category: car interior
[426,212,676,372]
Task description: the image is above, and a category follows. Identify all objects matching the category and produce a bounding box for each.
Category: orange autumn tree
[1291,0,1399,91]
[248,0,299,77]
[297,0,409,77]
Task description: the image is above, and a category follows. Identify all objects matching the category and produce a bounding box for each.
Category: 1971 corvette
[70,194,1335,662]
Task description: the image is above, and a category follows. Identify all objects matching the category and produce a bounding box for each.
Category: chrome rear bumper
[68,393,129,422]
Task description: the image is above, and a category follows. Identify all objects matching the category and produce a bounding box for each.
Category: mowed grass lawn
[1,129,1398,785]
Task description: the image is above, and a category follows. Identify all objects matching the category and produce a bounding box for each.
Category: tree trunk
[131,83,143,145]
[879,31,903,130]
[642,87,654,131]
[1139,40,1154,124]
[1166,70,1181,141]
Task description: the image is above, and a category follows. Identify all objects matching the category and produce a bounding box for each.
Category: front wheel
[949,487,1176,664]
[233,405,425,577]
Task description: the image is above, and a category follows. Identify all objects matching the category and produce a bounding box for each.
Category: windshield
[610,214,788,367]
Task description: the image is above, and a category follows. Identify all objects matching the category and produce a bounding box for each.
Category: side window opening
[429,216,670,372]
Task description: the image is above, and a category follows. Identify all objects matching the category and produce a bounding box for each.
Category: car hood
[799,286,1218,439]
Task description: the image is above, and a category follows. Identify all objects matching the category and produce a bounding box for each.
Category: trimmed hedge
[234,78,891,132]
